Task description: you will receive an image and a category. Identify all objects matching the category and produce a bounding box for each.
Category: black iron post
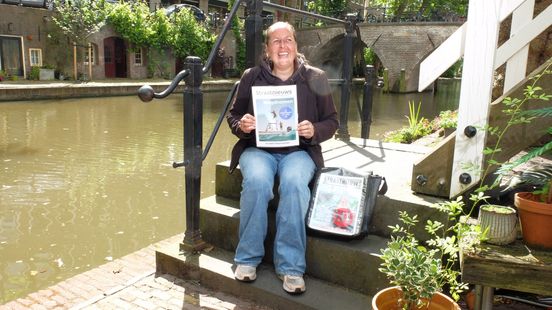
[361,65,374,139]
[245,0,264,69]
[335,13,357,141]
[180,56,208,252]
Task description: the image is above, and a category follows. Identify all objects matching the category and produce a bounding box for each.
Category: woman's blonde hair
[264,21,296,45]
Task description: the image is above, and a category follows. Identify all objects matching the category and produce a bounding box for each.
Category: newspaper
[251,85,299,148]
[307,173,365,236]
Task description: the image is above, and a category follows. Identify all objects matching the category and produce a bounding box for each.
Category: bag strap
[378,177,388,195]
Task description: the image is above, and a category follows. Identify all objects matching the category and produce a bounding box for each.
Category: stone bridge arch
[302,33,368,79]
[296,23,462,92]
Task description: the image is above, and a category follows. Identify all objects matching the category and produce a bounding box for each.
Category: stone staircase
[156,138,448,309]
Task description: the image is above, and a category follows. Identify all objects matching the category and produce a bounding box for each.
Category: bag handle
[378,177,388,195]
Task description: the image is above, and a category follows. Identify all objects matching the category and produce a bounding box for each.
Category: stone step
[214,160,448,240]
[156,240,373,310]
[199,195,390,296]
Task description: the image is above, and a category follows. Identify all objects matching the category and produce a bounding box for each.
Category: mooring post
[399,68,406,93]
[180,56,208,252]
[245,0,264,69]
[335,13,357,141]
[360,65,374,140]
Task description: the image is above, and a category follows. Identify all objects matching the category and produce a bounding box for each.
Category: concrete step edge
[156,242,373,310]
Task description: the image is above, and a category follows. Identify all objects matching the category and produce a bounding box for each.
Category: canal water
[0,79,460,303]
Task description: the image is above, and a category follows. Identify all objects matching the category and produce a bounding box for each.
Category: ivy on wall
[228,0,245,73]
[107,0,215,58]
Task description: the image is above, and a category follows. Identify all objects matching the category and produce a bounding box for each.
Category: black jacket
[226,58,339,173]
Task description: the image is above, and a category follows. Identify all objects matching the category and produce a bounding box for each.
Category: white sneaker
[279,275,306,294]
[234,265,256,282]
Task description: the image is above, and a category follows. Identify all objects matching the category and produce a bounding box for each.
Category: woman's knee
[242,173,274,192]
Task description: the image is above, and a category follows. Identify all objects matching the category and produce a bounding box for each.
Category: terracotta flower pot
[372,286,460,310]
[514,192,552,250]
[478,205,517,245]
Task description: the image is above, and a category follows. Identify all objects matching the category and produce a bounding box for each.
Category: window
[134,48,143,66]
[29,48,42,67]
[84,44,96,65]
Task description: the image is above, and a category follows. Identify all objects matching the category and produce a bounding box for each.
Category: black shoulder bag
[306,167,387,240]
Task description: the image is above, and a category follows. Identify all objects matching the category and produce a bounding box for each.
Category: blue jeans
[234,147,316,276]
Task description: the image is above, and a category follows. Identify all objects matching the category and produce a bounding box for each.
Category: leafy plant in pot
[489,62,552,249]
[458,60,552,248]
[374,198,478,310]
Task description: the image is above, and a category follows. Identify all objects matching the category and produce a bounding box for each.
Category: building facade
[0,1,232,81]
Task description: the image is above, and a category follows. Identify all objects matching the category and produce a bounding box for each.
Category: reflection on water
[0,79,459,303]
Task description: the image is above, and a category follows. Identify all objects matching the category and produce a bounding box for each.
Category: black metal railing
[138,0,245,252]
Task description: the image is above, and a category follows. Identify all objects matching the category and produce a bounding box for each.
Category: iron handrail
[202,81,240,161]
[138,69,189,102]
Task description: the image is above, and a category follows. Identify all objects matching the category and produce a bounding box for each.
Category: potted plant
[477,204,517,245]
[374,198,478,310]
[39,64,56,80]
[462,60,552,249]
[486,62,552,249]
[513,165,552,249]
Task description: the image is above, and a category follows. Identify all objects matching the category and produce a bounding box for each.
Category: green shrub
[442,59,463,78]
[383,102,458,144]
[363,47,377,65]
[434,110,458,129]
[29,66,40,80]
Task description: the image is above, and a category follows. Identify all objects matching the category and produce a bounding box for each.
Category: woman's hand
[239,114,256,134]
[298,120,315,139]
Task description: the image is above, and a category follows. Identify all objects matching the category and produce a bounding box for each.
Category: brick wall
[0,4,55,78]
[0,4,153,80]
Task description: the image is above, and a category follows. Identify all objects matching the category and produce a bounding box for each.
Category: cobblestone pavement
[1,234,271,310]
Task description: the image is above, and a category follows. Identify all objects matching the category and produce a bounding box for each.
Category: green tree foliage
[170,9,215,60]
[149,10,173,50]
[369,0,467,21]
[107,1,156,48]
[107,1,214,60]
[52,0,108,45]
[305,0,347,18]
[52,0,108,79]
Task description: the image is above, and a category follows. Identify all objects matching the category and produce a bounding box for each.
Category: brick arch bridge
[296,22,462,92]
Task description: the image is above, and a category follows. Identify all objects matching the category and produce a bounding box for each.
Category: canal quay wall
[0,78,368,102]
[0,79,239,102]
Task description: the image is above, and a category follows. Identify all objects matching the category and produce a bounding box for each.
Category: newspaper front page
[252,85,299,148]
[308,173,365,236]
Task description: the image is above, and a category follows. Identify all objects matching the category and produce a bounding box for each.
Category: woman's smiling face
[266,25,297,72]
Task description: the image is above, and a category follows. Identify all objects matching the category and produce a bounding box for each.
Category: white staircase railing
[418,0,552,198]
